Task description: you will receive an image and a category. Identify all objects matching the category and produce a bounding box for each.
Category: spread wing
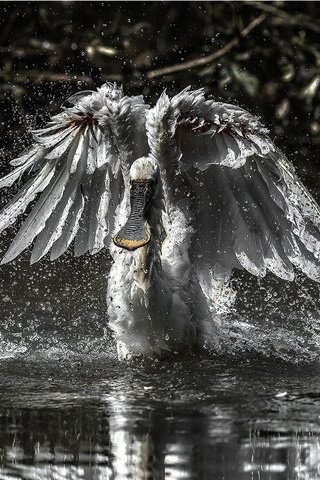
[147,87,320,282]
[0,83,149,263]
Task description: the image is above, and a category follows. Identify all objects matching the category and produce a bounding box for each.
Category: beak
[113,179,155,251]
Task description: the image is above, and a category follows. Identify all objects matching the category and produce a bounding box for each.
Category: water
[1,356,320,479]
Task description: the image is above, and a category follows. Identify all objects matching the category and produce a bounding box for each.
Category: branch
[147,13,267,80]
[247,2,320,34]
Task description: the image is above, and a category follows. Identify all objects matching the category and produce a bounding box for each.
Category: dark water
[1,356,320,479]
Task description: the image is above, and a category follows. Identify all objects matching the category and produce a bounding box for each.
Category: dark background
[0,1,319,355]
[0,1,319,183]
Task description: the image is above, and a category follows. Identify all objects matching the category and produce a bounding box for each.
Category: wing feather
[0,161,56,235]
[88,165,111,254]
[149,87,320,282]
[0,152,42,188]
[31,191,76,264]
[1,133,84,264]
[10,146,39,167]
[49,189,85,261]
[30,132,88,264]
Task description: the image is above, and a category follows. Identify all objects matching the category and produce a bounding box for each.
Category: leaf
[230,64,259,97]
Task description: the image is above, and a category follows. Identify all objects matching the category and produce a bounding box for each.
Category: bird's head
[113,157,160,251]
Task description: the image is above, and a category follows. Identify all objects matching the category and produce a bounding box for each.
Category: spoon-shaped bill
[113,180,154,251]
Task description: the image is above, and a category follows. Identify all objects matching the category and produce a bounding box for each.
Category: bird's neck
[132,242,157,293]
[112,170,185,292]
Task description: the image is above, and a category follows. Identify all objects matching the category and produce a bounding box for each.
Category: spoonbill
[0,83,319,358]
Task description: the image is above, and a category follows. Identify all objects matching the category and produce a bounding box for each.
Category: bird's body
[0,83,319,359]
[108,157,215,358]
[109,201,196,358]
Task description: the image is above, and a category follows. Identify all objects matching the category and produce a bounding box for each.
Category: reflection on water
[0,358,319,479]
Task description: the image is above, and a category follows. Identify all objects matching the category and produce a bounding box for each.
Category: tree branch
[147,13,267,80]
[247,2,320,34]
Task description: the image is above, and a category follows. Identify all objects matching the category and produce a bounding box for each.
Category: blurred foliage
[0,0,319,191]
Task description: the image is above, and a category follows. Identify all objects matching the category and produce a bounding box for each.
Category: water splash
[0,244,318,363]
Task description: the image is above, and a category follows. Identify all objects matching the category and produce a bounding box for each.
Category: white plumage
[0,83,319,358]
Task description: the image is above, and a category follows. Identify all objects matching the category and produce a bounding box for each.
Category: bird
[0,83,319,359]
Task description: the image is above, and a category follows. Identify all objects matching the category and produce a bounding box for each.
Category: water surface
[0,354,319,479]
